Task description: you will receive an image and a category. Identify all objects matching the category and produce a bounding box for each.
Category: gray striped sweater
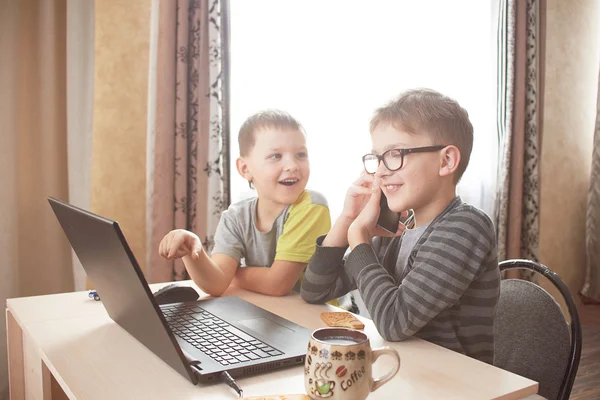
[301,197,499,364]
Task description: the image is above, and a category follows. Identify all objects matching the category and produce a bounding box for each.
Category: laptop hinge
[181,349,203,377]
[189,361,203,375]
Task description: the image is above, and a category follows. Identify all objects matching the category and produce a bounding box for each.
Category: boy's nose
[375,160,391,177]
[284,159,299,172]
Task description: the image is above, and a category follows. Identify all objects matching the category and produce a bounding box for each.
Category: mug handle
[370,346,401,392]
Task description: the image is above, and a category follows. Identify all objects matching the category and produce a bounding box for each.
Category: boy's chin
[279,193,302,204]
[387,197,410,213]
[277,189,304,203]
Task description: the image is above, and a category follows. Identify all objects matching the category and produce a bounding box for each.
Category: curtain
[146,0,231,283]
[0,0,85,397]
[582,68,600,303]
[494,0,545,280]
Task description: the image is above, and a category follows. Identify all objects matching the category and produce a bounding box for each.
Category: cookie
[320,311,365,329]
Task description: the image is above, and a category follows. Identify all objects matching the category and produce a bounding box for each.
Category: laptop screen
[48,197,195,383]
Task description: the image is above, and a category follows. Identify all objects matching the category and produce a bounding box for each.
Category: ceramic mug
[304,327,401,400]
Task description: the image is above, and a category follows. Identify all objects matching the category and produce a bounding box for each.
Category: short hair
[238,109,305,157]
[370,88,473,182]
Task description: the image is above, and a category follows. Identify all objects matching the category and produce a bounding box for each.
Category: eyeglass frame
[362,145,448,174]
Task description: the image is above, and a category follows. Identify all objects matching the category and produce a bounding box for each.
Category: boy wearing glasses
[301,89,499,364]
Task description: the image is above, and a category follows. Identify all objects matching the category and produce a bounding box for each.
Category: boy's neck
[413,188,457,228]
[255,197,288,232]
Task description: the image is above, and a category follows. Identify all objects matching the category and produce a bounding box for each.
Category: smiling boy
[160,110,331,297]
[301,89,499,364]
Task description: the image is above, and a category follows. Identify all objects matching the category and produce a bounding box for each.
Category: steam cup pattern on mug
[306,356,368,397]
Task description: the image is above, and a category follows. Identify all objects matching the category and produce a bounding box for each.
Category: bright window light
[230,0,497,220]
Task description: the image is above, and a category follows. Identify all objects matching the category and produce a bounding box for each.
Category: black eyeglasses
[362,145,447,174]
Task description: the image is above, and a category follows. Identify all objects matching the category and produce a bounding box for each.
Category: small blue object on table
[88,290,100,301]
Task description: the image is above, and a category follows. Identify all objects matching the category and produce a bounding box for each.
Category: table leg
[6,309,25,400]
[42,362,69,400]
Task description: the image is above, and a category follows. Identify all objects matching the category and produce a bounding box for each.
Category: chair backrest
[495,259,582,400]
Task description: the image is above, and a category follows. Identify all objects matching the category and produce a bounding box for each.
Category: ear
[439,145,461,178]
[236,157,253,182]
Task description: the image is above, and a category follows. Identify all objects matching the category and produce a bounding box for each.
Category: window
[230,0,497,219]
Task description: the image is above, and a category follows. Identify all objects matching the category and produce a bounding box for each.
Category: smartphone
[377,192,401,234]
[377,192,415,234]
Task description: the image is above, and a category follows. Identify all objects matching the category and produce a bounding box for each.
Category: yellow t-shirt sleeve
[275,203,331,263]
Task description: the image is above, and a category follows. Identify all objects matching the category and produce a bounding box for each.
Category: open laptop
[48,197,311,385]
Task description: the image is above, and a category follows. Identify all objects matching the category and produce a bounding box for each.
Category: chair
[494,259,582,400]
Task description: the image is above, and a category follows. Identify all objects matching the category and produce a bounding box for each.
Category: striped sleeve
[300,236,357,303]
[345,209,495,341]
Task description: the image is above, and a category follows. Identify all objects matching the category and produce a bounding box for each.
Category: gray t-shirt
[212,196,282,268]
[394,223,430,281]
[211,190,330,268]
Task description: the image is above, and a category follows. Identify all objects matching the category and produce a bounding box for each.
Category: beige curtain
[0,0,83,397]
[0,0,95,396]
[494,0,545,280]
[582,68,600,303]
[146,0,231,283]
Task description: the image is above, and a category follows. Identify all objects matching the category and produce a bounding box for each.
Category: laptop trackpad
[238,318,293,341]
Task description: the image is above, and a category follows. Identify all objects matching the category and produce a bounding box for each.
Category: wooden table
[6,282,538,399]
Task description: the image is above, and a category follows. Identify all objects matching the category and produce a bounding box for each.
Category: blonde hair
[238,109,305,157]
[370,88,473,182]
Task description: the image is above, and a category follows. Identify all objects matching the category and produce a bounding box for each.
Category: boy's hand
[323,173,375,247]
[347,179,406,249]
[340,173,376,222]
[158,229,203,260]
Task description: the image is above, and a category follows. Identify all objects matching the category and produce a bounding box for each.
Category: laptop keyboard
[161,303,283,366]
